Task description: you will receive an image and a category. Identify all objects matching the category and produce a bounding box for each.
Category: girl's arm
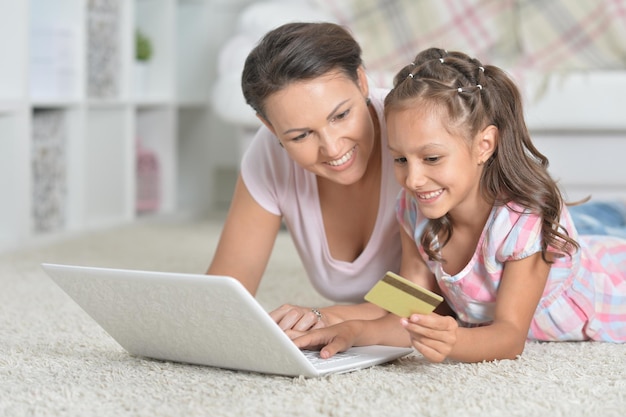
[292,312,412,357]
[398,225,439,291]
[207,175,282,295]
[398,226,454,317]
[404,251,551,363]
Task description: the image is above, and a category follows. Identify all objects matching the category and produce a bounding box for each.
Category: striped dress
[396,191,626,342]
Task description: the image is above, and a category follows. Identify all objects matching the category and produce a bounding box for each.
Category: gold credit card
[365,271,443,318]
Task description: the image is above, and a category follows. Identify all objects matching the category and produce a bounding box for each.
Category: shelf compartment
[83,106,134,228]
[29,0,84,101]
[31,109,69,234]
[0,2,28,101]
[135,105,176,214]
[176,0,211,104]
[86,0,124,100]
[0,110,29,250]
[134,0,175,100]
[177,107,212,213]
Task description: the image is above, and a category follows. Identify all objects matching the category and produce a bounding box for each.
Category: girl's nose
[405,164,427,190]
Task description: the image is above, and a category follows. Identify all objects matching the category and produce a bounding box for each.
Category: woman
[207,22,404,331]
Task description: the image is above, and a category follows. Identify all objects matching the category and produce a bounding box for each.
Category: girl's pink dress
[397,191,626,342]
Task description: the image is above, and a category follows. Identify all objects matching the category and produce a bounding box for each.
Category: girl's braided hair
[385,48,578,263]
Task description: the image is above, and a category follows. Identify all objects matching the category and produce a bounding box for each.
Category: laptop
[41,263,413,377]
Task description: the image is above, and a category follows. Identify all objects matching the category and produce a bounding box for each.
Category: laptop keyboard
[302,349,359,366]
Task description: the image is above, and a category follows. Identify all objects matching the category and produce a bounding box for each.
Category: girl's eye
[424,156,441,163]
[393,156,407,165]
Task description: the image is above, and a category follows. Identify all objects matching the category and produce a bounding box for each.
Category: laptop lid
[42,263,412,377]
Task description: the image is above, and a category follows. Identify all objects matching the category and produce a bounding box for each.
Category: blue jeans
[569,201,626,238]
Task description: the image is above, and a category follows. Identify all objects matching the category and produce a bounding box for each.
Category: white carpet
[1,214,625,417]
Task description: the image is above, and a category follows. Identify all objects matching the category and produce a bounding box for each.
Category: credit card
[364,271,443,318]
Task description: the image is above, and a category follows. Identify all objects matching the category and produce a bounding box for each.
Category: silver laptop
[42,263,413,377]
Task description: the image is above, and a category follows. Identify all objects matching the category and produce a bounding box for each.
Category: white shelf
[83,106,133,228]
[0,110,29,250]
[135,0,174,101]
[176,0,212,103]
[136,105,177,213]
[1,0,220,251]
[0,3,28,102]
[29,0,84,102]
[177,107,213,212]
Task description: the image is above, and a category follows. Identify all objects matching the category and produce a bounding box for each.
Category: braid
[385,47,579,263]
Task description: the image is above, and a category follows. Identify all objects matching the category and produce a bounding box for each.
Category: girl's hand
[401,313,458,363]
[269,304,328,332]
[291,321,363,359]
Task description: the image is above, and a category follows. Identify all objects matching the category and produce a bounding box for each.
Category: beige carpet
[1,213,625,417]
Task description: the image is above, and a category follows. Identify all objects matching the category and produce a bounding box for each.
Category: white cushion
[211,0,336,126]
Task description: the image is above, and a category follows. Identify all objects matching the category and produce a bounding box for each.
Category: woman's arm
[291,229,438,348]
[207,175,282,295]
[275,224,438,332]
[404,251,551,363]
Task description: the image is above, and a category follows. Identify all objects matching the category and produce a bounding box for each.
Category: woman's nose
[318,128,340,155]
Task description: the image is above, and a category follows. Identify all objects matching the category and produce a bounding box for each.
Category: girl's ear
[476,124,498,164]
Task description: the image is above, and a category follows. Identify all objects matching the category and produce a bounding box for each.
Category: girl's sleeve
[395,189,418,237]
[493,205,543,263]
[395,189,431,241]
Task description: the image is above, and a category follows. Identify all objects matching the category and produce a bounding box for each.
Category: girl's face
[387,104,495,220]
[260,68,375,185]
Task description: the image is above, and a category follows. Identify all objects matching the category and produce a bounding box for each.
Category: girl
[207,23,400,331]
[293,48,626,363]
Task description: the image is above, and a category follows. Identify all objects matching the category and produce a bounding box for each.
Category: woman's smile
[325,146,356,168]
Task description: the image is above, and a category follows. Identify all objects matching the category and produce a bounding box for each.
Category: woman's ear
[476,124,498,163]
[256,113,283,147]
[356,65,370,101]
[256,113,276,136]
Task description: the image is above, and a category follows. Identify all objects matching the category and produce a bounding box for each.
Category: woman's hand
[401,313,458,363]
[269,304,329,332]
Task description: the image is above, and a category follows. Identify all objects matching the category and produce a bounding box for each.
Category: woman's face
[260,68,375,185]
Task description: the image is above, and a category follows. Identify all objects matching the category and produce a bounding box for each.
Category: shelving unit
[1,0,223,252]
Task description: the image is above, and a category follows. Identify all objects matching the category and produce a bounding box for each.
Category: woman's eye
[393,157,407,165]
[424,156,441,163]
[291,131,309,141]
[332,109,350,122]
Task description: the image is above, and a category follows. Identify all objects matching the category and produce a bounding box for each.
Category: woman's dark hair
[241,22,363,119]
[385,47,578,263]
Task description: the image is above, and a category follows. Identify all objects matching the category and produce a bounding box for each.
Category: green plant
[135,29,153,62]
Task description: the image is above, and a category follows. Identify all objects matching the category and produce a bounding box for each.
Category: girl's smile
[416,188,444,202]
[387,105,489,221]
